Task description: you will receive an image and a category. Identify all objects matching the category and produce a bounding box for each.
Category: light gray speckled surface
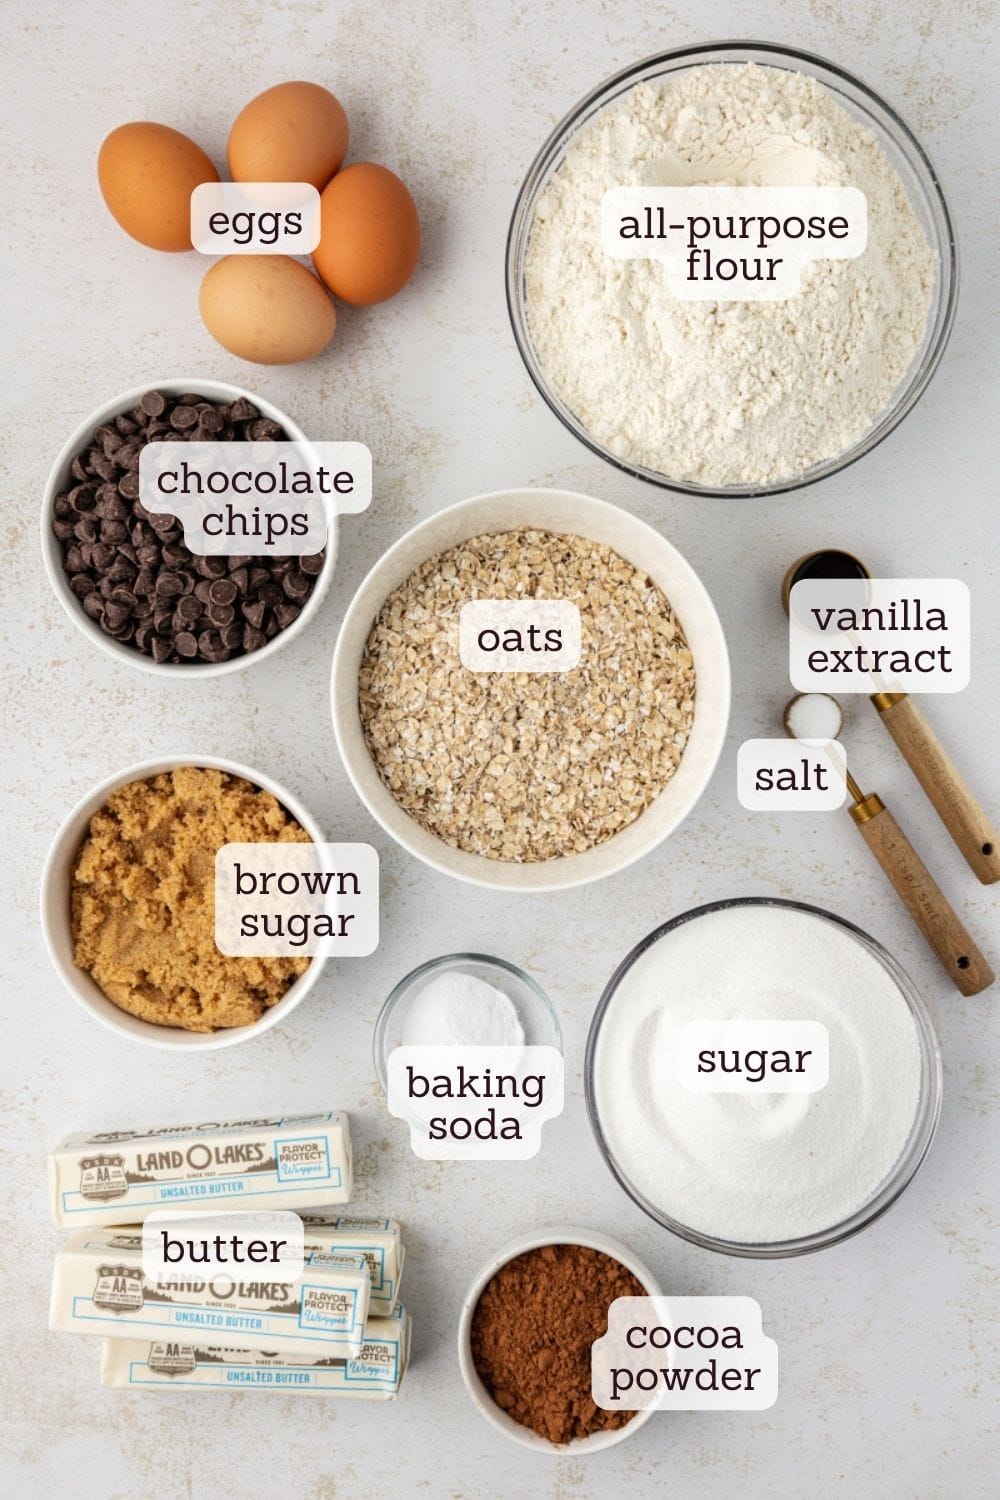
[2,2,998,1497]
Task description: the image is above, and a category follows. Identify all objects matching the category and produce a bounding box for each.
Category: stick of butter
[299,1216,404,1318]
[50,1227,370,1359]
[48,1111,352,1227]
[100,1305,411,1399]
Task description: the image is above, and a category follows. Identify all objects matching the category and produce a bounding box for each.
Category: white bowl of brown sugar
[40,755,328,1051]
[331,488,730,891]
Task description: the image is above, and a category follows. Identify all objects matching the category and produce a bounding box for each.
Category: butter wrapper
[100,1305,410,1399]
[299,1216,404,1318]
[50,1228,370,1359]
[48,1111,352,1227]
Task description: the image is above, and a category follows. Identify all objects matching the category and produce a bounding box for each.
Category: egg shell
[199,255,336,365]
[228,82,349,193]
[313,162,420,306]
[98,122,219,252]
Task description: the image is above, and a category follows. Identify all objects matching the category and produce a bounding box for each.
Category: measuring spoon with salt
[782,692,993,996]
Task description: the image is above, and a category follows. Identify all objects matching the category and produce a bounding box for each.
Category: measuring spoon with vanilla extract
[782,549,1000,884]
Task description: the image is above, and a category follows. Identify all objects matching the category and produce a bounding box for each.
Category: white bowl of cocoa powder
[457,1226,663,1453]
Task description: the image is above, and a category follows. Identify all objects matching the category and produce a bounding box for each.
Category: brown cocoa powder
[469,1242,644,1445]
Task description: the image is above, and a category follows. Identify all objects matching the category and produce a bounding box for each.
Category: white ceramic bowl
[41,378,338,678]
[40,754,327,1051]
[331,488,730,891]
[457,1226,662,1454]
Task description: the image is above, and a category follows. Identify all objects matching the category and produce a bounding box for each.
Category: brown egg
[228,82,349,193]
[313,163,420,305]
[199,255,336,364]
[98,122,219,251]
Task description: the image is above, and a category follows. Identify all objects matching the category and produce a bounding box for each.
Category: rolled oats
[358,529,695,861]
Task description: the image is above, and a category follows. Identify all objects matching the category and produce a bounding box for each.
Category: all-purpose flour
[593,904,923,1243]
[525,64,935,486]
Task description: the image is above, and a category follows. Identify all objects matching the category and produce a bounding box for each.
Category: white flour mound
[525,64,935,487]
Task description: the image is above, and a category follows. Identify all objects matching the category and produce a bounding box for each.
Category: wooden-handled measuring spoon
[782,550,1000,884]
[783,692,994,995]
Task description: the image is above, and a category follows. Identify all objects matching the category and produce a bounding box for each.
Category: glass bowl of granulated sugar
[508,42,957,498]
[585,898,943,1257]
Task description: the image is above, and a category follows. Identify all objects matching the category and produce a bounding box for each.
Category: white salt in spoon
[782,693,992,995]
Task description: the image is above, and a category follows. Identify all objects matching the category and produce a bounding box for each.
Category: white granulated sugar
[593,904,923,1243]
[525,64,935,486]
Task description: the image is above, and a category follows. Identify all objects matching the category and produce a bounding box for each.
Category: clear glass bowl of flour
[585,898,943,1257]
[507,42,958,498]
[374,954,562,1095]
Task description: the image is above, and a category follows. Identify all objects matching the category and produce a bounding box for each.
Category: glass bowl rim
[373,951,563,1094]
[583,895,944,1258]
[506,39,959,499]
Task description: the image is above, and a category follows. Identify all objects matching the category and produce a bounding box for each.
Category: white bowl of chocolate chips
[41,378,337,676]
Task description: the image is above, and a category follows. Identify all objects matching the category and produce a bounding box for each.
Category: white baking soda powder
[401,970,525,1047]
[593,904,923,1243]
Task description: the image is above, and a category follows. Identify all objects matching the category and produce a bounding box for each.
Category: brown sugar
[469,1242,645,1445]
[71,766,310,1032]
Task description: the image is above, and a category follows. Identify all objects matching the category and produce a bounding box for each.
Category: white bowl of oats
[331,489,729,890]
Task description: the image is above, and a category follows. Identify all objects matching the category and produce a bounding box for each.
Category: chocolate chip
[229,398,258,421]
[242,624,266,653]
[208,577,237,607]
[82,592,105,620]
[221,622,244,650]
[283,570,310,601]
[175,631,199,658]
[118,472,141,500]
[140,391,167,417]
[241,600,266,628]
[151,635,172,663]
[274,601,300,629]
[229,567,249,595]
[176,594,202,622]
[170,405,198,430]
[207,603,235,627]
[99,520,129,545]
[161,541,192,568]
[195,555,228,579]
[69,574,96,598]
[156,571,186,598]
[300,553,324,576]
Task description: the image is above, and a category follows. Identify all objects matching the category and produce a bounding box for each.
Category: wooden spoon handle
[851,798,994,995]
[874,695,1000,884]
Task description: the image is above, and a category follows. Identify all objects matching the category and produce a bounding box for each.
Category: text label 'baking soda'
[789,578,971,694]
[676,1020,830,1093]
[386,1045,564,1160]
[459,600,582,672]
[602,186,866,300]
[191,182,321,254]
[737,738,847,811]
[215,842,379,957]
[592,1297,778,1411]
[141,1211,305,1282]
[139,441,372,555]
